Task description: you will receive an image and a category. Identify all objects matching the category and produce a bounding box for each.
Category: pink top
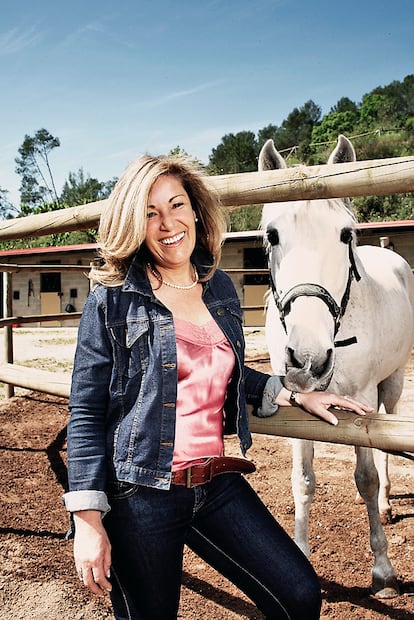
[172,317,235,471]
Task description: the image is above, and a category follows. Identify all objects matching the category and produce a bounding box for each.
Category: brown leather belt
[171,456,256,488]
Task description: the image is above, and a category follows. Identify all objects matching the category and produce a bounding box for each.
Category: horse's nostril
[312,348,333,377]
[287,347,301,369]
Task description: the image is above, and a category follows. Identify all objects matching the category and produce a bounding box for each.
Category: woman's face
[145,174,197,270]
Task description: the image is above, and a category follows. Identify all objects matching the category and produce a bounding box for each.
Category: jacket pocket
[110,319,149,379]
[107,480,140,500]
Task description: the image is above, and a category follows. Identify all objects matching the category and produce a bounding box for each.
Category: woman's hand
[289,389,373,426]
[73,510,112,596]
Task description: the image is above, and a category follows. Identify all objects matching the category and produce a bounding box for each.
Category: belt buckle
[205,458,214,483]
[186,466,193,488]
[185,459,214,488]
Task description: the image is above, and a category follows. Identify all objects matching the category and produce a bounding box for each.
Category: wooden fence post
[2,272,14,398]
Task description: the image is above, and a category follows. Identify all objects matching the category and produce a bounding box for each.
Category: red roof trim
[0,243,99,258]
[357,220,414,230]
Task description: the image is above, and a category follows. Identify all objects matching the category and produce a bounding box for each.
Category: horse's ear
[258,139,287,171]
[328,135,356,164]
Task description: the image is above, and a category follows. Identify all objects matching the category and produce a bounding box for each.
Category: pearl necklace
[147,263,199,290]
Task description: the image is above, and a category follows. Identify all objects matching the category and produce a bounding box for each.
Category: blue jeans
[104,474,321,620]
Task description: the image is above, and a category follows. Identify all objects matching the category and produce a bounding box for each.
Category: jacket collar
[121,247,215,296]
[122,256,152,295]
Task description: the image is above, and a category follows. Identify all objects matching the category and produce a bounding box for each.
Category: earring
[194,214,199,222]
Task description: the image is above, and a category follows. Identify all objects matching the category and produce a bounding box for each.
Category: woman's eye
[146,211,157,219]
[172,201,184,209]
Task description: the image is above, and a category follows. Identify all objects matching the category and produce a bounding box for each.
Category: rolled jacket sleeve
[62,489,111,516]
[255,374,284,418]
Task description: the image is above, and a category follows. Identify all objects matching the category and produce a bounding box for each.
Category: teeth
[161,232,185,245]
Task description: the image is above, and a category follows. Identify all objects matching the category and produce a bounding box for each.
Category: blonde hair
[90,153,227,286]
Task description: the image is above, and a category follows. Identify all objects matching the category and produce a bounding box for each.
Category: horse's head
[260,135,360,392]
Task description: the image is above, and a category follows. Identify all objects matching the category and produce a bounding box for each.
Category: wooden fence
[1,157,414,451]
[0,155,413,241]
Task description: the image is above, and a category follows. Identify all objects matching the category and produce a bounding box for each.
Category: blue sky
[1,0,413,207]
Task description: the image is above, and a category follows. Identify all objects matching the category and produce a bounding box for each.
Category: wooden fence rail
[248,408,414,454]
[0,156,413,241]
[2,350,414,454]
[0,312,82,328]
[0,363,71,398]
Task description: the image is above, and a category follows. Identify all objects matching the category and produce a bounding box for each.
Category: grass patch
[18,358,74,373]
[37,337,77,346]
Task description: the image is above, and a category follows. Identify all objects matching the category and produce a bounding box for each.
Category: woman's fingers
[298,391,373,425]
[331,394,373,415]
[76,564,112,596]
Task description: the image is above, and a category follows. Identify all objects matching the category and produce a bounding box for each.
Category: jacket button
[236,340,241,348]
[217,309,225,316]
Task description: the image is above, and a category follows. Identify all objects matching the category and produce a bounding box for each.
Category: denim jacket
[63,256,278,514]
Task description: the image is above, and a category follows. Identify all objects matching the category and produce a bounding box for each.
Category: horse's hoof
[372,575,399,599]
[372,586,399,599]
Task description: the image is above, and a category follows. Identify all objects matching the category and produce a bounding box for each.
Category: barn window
[40,261,62,293]
[243,248,268,285]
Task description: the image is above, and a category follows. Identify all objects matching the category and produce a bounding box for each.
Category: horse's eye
[340,228,352,244]
[267,227,279,246]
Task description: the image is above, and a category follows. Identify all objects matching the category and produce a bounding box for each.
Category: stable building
[0,220,413,327]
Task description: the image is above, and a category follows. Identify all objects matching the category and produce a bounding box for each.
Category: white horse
[259,135,414,598]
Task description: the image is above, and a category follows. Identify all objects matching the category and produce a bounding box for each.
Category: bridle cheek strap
[269,239,360,347]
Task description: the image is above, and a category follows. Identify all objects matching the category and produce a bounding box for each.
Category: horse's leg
[355,443,390,524]
[373,449,391,524]
[354,446,399,598]
[291,438,315,558]
[374,370,405,524]
[355,370,403,519]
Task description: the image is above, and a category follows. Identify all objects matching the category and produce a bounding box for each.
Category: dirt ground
[0,328,413,619]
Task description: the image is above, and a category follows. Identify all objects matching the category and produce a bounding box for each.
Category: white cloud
[61,18,134,49]
[0,26,42,55]
[147,80,224,107]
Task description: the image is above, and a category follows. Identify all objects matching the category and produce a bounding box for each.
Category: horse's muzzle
[284,347,334,392]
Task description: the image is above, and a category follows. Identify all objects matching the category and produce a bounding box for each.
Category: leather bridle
[269,238,361,347]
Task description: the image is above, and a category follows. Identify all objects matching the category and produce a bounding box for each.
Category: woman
[63,153,371,620]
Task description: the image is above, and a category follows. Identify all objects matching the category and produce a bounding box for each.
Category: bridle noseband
[269,239,361,347]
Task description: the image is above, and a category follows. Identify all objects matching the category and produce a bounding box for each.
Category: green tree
[60,168,116,207]
[257,124,279,150]
[330,97,359,115]
[369,75,414,127]
[168,146,203,167]
[274,100,321,158]
[227,204,263,232]
[169,146,190,157]
[353,130,408,161]
[359,93,390,129]
[59,169,117,243]
[207,131,258,175]
[311,109,360,151]
[0,187,20,219]
[15,128,61,213]
[354,193,414,222]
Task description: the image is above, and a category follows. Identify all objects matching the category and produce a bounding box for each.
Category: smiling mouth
[160,232,185,245]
